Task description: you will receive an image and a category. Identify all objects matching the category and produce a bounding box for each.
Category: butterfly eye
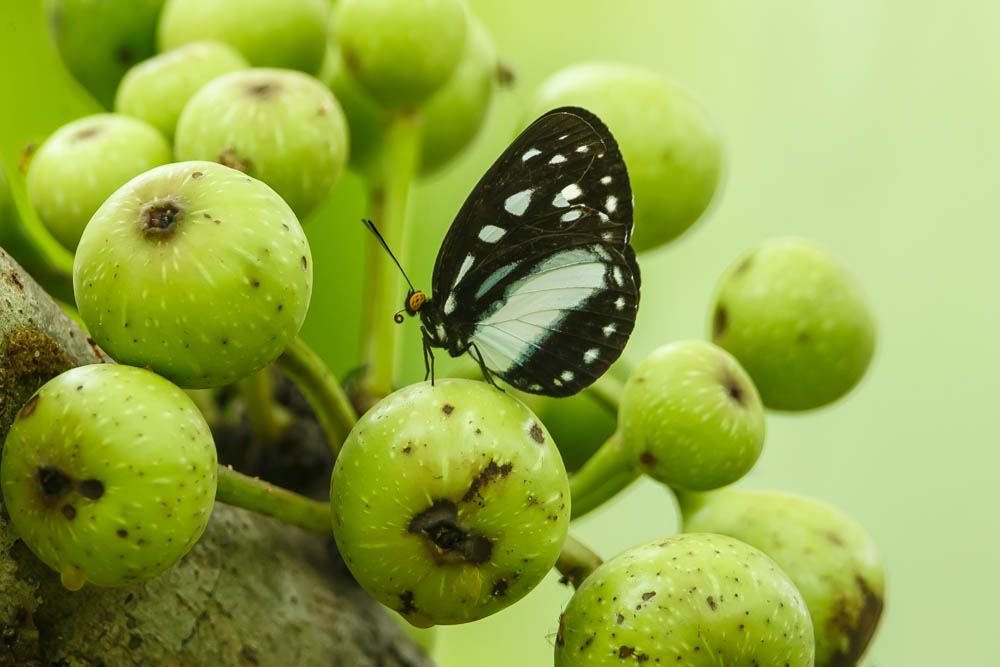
[408,291,426,313]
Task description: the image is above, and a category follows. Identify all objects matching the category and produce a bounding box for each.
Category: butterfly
[370,106,640,398]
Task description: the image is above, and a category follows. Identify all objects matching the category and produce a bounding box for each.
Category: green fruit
[174,68,348,219]
[158,0,328,75]
[0,364,217,590]
[44,0,165,108]
[330,379,570,627]
[619,340,765,491]
[335,0,468,110]
[27,113,172,252]
[555,533,814,666]
[528,62,722,252]
[680,489,885,667]
[114,40,249,142]
[73,161,313,389]
[0,165,13,240]
[710,237,876,411]
[418,15,498,173]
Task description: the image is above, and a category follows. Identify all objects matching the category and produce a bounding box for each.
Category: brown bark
[0,248,433,667]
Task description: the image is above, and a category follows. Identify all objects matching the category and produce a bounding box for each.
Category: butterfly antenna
[362,218,416,294]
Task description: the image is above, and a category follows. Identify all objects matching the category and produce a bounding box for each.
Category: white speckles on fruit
[330,379,569,626]
[73,161,312,388]
[554,533,815,666]
[0,364,217,589]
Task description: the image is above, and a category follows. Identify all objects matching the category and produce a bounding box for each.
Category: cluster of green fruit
[0,0,884,665]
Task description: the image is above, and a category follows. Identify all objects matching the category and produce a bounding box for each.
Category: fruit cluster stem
[215,465,331,534]
[587,373,625,414]
[569,431,639,520]
[555,534,604,588]
[360,111,422,400]
[236,368,292,445]
[276,336,358,455]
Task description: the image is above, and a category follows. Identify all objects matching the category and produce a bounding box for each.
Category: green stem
[276,336,358,455]
[360,111,422,400]
[671,487,708,524]
[569,430,640,520]
[555,534,604,589]
[215,465,331,534]
[587,373,625,415]
[236,368,292,445]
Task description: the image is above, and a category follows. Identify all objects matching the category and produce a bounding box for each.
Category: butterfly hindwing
[425,107,639,397]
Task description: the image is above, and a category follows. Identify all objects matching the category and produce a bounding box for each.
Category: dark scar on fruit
[442,404,454,415]
[827,575,884,667]
[408,500,492,565]
[398,591,417,615]
[530,423,544,443]
[713,305,728,337]
[462,460,512,503]
[639,451,657,466]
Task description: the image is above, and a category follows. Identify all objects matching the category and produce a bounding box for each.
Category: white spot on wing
[522,148,541,161]
[444,293,457,315]
[600,175,612,185]
[584,348,600,363]
[558,134,568,140]
[453,254,474,287]
[561,209,582,223]
[436,324,447,341]
[605,195,618,213]
[561,183,583,201]
[478,225,506,243]
[576,145,590,153]
[553,377,563,387]
[614,296,626,310]
[602,323,616,337]
[549,154,567,164]
[475,262,518,299]
[561,370,575,382]
[613,266,624,286]
[504,188,533,216]
[552,193,570,208]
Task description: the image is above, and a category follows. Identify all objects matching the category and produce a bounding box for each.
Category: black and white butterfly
[374,106,640,398]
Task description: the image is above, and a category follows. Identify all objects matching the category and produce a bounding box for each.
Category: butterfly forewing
[427,107,639,396]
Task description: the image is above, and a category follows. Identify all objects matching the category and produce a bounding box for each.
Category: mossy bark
[0,248,432,667]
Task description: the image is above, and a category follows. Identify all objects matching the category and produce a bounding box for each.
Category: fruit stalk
[360,111,422,399]
[275,336,358,454]
[555,534,603,588]
[568,431,639,520]
[585,373,624,414]
[216,465,331,534]
[236,368,292,445]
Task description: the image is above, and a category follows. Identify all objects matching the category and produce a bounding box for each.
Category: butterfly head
[394,289,427,323]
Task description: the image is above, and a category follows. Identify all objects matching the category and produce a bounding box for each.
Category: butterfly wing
[429,107,639,397]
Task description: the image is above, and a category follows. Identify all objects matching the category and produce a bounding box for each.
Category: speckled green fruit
[418,15,498,173]
[0,364,217,590]
[114,40,249,142]
[330,379,570,627]
[680,489,885,667]
[27,114,171,251]
[710,237,876,411]
[73,161,312,388]
[528,63,722,252]
[44,0,165,108]
[619,340,765,491]
[335,0,468,110]
[158,0,328,75]
[555,533,814,666]
[174,68,348,219]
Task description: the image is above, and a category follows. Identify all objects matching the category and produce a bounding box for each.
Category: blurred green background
[2,1,998,665]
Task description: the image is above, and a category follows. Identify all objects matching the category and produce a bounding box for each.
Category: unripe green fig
[174,68,349,219]
[114,40,249,142]
[330,379,570,626]
[0,364,217,590]
[710,237,876,410]
[680,488,886,666]
[555,533,814,666]
[158,0,328,75]
[335,0,468,110]
[73,161,312,388]
[528,62,722,252]
[620,340,765,491]
[44,0,165,108]
[27,113,172,251]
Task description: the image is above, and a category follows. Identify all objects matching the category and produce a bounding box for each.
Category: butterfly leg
[469,343,502,391]
[421,326,436,385]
